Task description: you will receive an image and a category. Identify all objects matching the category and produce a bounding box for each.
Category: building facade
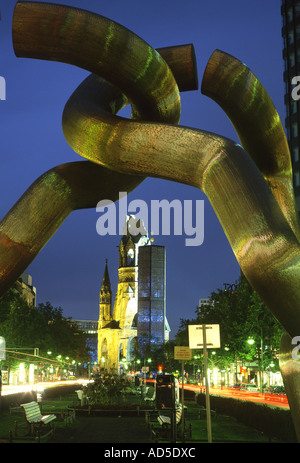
[137,245,167,349]
[97,216,170,373]
[70,319,98,363]
[15,273,36,306]
[282,0,300,209]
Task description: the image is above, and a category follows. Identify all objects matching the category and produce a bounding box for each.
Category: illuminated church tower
[97,216,150,373]
[97,215,170,373]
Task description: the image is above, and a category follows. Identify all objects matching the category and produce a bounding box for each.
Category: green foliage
[197,393,297,442]
[174,272,283,374]
[0,290,90,366]
[83,375,129,405]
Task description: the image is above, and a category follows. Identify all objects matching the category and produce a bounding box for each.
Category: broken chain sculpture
[1,1,300,440]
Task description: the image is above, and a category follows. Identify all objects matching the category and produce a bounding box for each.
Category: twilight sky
[0,1,285,338]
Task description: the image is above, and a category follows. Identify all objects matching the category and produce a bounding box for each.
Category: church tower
[97,216,150,373]
[99,259,112,329]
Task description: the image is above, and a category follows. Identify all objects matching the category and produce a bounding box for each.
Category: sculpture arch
[0,1,299,440]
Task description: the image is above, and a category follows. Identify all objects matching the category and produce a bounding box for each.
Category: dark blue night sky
[0,1,284,337]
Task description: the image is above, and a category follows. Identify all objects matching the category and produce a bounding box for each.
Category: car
[231,383,242,389]
[265,385,285,395]
[240,383,260,392]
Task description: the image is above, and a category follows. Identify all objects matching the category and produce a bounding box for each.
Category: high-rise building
[137,245,167,348]
[282,0,300,210]
[15,273,36,306]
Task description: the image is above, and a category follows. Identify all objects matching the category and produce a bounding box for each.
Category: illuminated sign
[188,324,220,349]
[0,337,5,360]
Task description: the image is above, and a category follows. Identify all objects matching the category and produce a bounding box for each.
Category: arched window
[127,248,134,266]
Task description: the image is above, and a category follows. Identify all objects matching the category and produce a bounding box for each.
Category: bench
[21,401,56,438]
[157,404,183,428]
[136,386,149,396]
[144,388,155,402]
[75,389,89,405]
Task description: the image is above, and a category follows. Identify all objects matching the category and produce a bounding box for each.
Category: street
[183,383,289,409]
[0,379,289,410]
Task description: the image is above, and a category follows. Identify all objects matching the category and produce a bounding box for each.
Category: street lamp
[247,331,264,392]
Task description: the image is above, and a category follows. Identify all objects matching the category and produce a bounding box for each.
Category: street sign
[174,346,192,360]
[188,324,220,349]
[0,337,5,360]
[188,324,220,444]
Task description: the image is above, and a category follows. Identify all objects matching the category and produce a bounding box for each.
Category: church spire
[99,259,112,324]
[101,258,111,292]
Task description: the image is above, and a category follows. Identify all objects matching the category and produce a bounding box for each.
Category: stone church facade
[97,216,170,373]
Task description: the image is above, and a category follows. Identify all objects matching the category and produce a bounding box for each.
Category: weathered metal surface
[62,53,300,342]
[201,49,300,242]
[12,1,181,124]
[0,162,143,296]
[0,3,197,296]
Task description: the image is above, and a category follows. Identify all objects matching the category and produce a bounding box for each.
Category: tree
[174,273,282,378]
[0,291,90,365]
[36,302,90,362]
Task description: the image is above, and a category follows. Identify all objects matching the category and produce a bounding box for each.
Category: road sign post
[174,346,192,440]
[202,325,212,443]
[188,324,220,443]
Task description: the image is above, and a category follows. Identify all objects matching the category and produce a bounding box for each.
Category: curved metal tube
[62,63,300,339]
[0,161,143,296]
[11,2,300,338]
[13,1,181,124]
[9,1,300,440]
[2,3,198,297]
[201,49,300,242]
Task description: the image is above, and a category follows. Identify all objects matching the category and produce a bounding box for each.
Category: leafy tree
[84,374,129,405]
[174,273,282,376]
[0,290,90,366]
[195,273,282,370]
[37,302,89,362]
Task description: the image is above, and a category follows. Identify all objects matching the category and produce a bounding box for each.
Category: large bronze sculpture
[1,1,300,440]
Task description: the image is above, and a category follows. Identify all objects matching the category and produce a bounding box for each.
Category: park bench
[144,389,155,402]
[136,386,149,396]
[150,404,183,440]
[157,403,183,428]
[21,401,56,438]
[75,389,89,405]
